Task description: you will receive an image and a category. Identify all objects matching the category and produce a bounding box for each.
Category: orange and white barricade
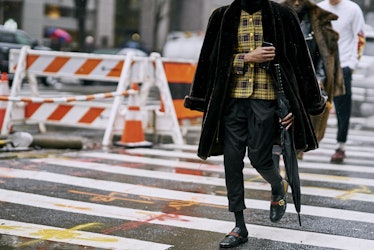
[0,72,9,130]
[4,47,188,146]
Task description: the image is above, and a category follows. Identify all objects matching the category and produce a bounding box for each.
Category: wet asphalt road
[0,82,373,249]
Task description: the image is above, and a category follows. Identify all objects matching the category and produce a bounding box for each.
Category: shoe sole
[330,159,344,164]
[219,237,248,248]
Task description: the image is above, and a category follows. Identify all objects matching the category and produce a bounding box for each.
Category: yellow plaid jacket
[231,10,276,100]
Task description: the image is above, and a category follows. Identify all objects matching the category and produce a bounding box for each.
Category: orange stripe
[47,105,73,121]
[173,99,202,119]
[175,168,203,176]
[44,98,55,103]
[75,59,102,75]
[25,103,43,118]
[163,62,196,83]
[128,106,140,111]
[66,97,76,102]
[107,60,124,77]
[13,55,40,71]
[44,57,70,73]
[86,95,95,101]
[78,107,105,124]
[26,55,40,70]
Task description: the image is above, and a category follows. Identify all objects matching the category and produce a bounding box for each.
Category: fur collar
[218,0,277,59]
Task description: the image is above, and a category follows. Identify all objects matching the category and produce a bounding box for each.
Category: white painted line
[77,152,374,187]
[126,148,374,174]
[301,154,374,166]
[2,167,373,224]
[297,161,374,173]
[0,189,372,250]
[32,158,374,203]
[0,219,172,250]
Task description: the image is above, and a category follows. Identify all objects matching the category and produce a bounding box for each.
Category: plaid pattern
[231,10,276,100]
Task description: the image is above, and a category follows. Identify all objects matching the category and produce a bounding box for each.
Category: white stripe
[32,158,374,203]
[311,147,374,159]
[59,106,88,123]
[77,152,374,187]
[28,55,55,73]
[0,189,372,250]
[301,153,374,166]
[59,57,87,74]
[90,59,119,76]
[27,103,58,120]
[126,148,374,174]
[2,166,373,224]
[297,161,374,173]
[0,219,171,250]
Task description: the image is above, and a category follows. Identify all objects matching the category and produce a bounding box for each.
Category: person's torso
[318,0,362,68]
[231,10,276,100]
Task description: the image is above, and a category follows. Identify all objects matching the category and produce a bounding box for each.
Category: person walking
[317,0,365,164]
[274,0,344,163]
[184,0,326,248]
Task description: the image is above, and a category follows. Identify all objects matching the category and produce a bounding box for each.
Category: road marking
[0,189,372,250]
[0,219,172,250]
[1,167,373,223]
[32,158,374,203]
[76,152,374,187]
[125,148,374,173]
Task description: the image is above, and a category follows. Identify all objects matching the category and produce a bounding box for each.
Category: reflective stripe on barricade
[0,91,132,103]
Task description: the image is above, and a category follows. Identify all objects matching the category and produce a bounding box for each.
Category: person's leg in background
[331,67,352,163]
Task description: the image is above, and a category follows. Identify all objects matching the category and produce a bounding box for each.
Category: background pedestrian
[317,0,365,164]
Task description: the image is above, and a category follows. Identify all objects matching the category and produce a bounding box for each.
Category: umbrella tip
[298,213,302,226]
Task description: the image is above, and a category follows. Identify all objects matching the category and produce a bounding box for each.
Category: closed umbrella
[274,63,302,226]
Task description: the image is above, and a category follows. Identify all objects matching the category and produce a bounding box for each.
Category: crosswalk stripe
[77,152,374,187]
[2,167,373,224]
[125,148,374,173]
[0,219,172,250]
[0,189,373,250]
[32,158,374,203]
[301,154,374,166]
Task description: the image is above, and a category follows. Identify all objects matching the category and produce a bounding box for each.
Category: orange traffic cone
[114,83,152,148]
[0,72,10,130]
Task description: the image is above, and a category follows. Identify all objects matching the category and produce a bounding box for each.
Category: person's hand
[244,46,276,63]
[280,112,293,130]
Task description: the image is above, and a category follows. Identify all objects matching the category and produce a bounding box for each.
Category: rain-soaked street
[0,83,373,249]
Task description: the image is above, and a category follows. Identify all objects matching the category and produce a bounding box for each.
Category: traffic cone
[0,72,10,130]
[114,83,152,148]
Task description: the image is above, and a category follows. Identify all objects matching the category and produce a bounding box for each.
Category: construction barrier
[3,47,200,146]
[0,72,9,130]
[162,61,202,124]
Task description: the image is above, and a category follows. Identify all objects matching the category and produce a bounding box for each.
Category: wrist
[244,53,252,62]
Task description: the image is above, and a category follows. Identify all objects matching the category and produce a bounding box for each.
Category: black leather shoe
[270,180,288,223]
[219,227,248,248]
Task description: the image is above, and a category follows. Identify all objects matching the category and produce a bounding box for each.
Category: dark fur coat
[184,0,326,160]
[303,1,345,142]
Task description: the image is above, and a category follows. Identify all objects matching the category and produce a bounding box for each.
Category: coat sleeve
[184,8,224,112]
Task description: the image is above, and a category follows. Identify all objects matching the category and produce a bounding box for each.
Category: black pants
[334,67,352,143]
[223,98,282,212]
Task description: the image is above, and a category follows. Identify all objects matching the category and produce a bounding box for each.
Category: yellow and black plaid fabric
[231,10,276,100]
